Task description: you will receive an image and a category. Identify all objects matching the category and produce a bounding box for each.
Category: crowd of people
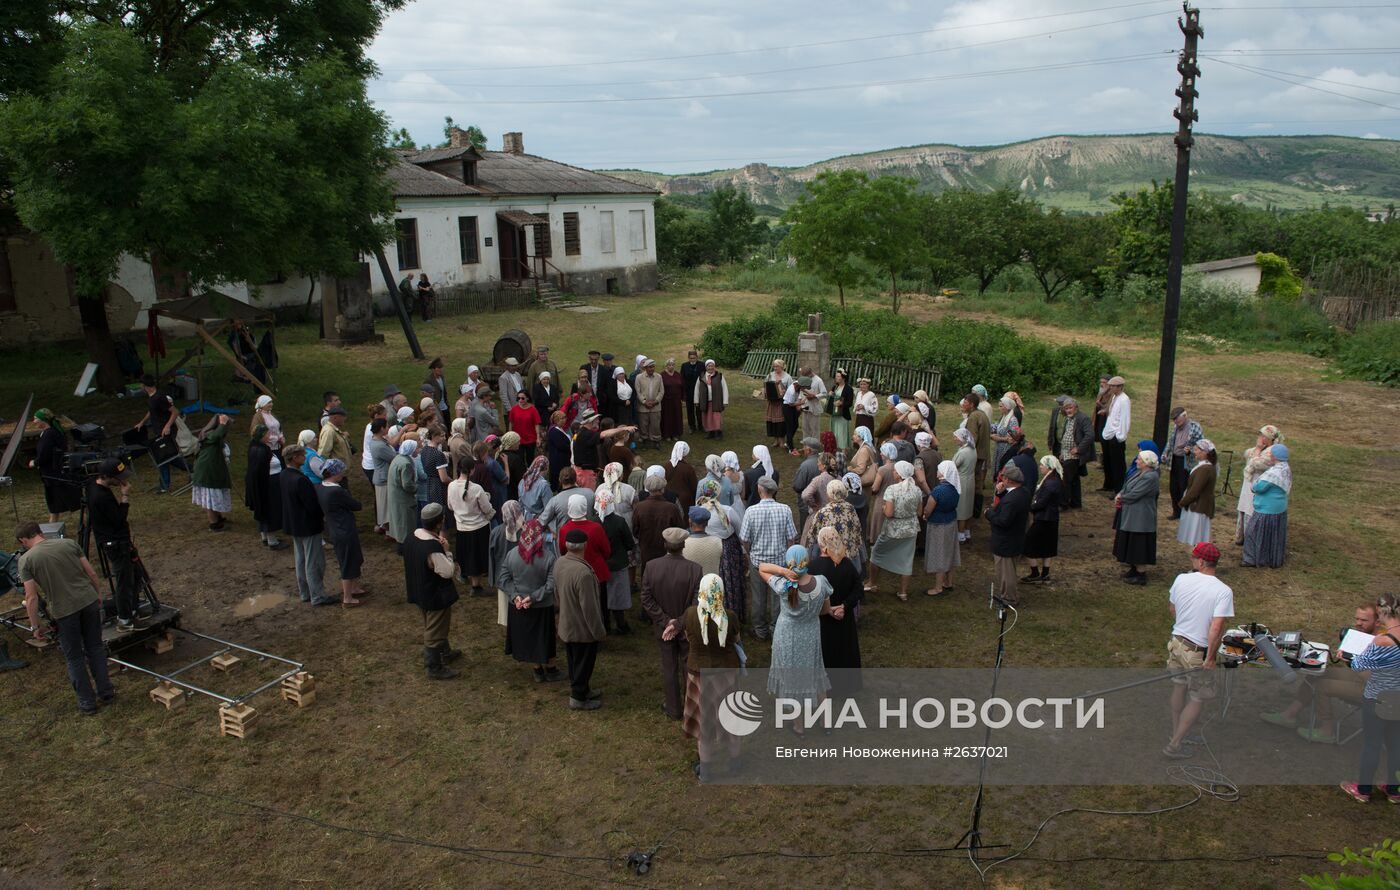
[15,346,1399,800]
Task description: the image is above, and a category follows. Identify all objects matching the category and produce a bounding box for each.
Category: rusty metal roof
[389,149,657,200]
[408,146,483,163]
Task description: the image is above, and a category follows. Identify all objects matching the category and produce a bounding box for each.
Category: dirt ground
[2,291,1398,889]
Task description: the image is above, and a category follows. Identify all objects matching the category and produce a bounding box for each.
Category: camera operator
[15,521,114,715]
[89,457,141,630]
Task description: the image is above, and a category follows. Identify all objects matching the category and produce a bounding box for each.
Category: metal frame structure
[108,626,304,708]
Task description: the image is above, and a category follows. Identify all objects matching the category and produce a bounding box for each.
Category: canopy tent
[148,290,276,401]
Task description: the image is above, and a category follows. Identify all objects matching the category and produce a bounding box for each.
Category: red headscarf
[820,431,838,455]
[518,519,545,565]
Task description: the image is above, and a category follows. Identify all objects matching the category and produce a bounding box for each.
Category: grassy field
[2,287,1398,889]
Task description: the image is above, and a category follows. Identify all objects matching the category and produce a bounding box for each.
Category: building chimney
[448,126,468,149]
[502,132,524,155]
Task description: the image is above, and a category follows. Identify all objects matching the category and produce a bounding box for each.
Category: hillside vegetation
[608,133,1400,212]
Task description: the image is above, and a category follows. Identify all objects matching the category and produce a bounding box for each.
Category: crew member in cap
[404,502,461,680]
[1162,542,1233,759]
[681,505,723,577]
[642,526,703,720]
[554,527,607,709]
[497,356,524,408]
[1166,407,1204,520]
[522,345,559,397]
[88,457,141,629]
[1100,375,1131,492]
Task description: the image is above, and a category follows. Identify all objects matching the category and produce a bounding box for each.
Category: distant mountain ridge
[603,133,1400,212]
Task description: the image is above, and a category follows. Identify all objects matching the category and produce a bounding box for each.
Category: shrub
[1302,838,1400,889]
[1335,319,1400,386]
[1256,251,1303,302]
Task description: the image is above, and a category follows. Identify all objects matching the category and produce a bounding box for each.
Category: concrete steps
[535,281,586,310]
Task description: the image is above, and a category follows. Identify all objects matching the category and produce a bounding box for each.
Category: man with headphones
[88,457,141,630]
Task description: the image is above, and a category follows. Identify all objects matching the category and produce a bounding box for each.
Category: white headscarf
[255,395,273,410]
[297,429,317,448]
[634,354,647,372]
[646,464,666,480]
[893,460,915,481]
[396,406,414,422]
[615,375,633,401]
[1040,455,1064,477]
[937,459,961,496]
[397,439,419,457]
[670,440,690,468]
[567,494,588,519]
[915,431,932,450]
[721,450,740,472]
[880,442,899,461]
[751,444,774,479]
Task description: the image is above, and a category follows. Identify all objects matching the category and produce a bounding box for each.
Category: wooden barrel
[492,330,533,366]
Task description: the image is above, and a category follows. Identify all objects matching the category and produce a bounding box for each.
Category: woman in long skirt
[681,574,742,780]
[660,358,686,441]
[596,487,635,634]
[695,360,729,439]
[760,547,834,726]
[316,460,365,606]
[500,519,563,682]
[922,460,961,597]
[1113,451,1160,584]
[827,369,853,453]
[191,415,233,531]
[867,442,900,546]
[245,425,285,549]
[30,409,81,522]
[764,359,793,449]
[1176,439,1217,547]
[489,500,524,627]
[698,478,747,624]
[811,527,862,697]
[1243,444,1291,568]
[867,461,921,601]
[1023,456,1063,584]
[953,429,977,544]
[1235,425,1282,544]
[807,478,866,578]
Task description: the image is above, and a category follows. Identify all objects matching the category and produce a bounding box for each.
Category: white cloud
[683,100,712,119]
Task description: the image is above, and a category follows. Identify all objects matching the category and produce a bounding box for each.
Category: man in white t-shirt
[1163,542,1234,758]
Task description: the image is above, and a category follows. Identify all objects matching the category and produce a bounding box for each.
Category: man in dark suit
[281,445,335,605]
[596,352,618,421]
[1056,398,1094,509]
[680,349,704,434]
[640,527,702,720]
[985,464,1032,606]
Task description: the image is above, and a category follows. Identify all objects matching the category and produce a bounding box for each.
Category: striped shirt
[1352,641,1400,700]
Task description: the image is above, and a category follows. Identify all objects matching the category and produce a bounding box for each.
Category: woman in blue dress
[759,545,841,735]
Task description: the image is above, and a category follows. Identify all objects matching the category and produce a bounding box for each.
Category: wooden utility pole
[1152,3,1203,448]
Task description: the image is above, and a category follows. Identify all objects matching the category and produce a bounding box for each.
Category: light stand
[955,585,1015,862]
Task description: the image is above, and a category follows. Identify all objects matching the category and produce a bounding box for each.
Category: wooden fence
[433,286,540,317]
[740,349,941,401]
[1318,293,1400,330]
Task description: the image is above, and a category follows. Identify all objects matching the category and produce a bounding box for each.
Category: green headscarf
[34,408,62,434]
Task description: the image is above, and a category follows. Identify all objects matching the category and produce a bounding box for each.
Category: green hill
[604,133,1400,212]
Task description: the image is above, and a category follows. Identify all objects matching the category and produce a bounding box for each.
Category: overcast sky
[367,0,1400,172]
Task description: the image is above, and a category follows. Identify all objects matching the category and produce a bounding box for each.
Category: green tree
[781,169,872,306]
[707,186,767,263]
[0,1,402,388]
[852,176,922,313]
[1104,181,1175,282]
[913,190,964,292]
[388,127,417,149]
[654,197,719,267]
[1024,209,1111,301]
[438,115,486,150]
[935,187,1040,295]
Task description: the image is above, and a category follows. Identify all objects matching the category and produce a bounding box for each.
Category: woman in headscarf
[720,450,744,511]
[244,424,285,549]
[867,442,901,545]
[681,574,743,780]
[1023,455,1064,584]
[460,365,483,403]
[498,430,526,495]
[848,425,880,493]
[191,413,233,531]
[912,389,936,435]
[1177,438,1217,548]
[361,404,388,486]
[562,380,597,430]
[665,440,699,511]
[874,393,900,441]
[763,359,794,449]
[417,396,440,430]
[1243,444,1291,569]
[1114,450,1160,585]
[544,410,572,491]
[610,365,634,427]
[800,452,841,540]
[387,439,420,546]
[531,371,559,421]
[1235,425,1283,545]
[501,518,564,683]
[808,477,866,574]
[660,358,686,442]
[29,409,81,521]
[867,460,921,601]
[812,525,862,697]
[840,472,870,544]
[760,545,836,726]
[743,444,777,504]
[854,377,878,434]
[293,429,324,483]
[695,359,729,440]
[249,395,283,451]
[952,428,977,544]
[921,459,961,596]
[595,486,635,634]
[820,430,847,477]
[419,424,450,510]
[696,477,746,622]
[448,454,495,593]
[489,500,524,626]
[696,453,728,506]
[990,395,1021,473]
[826,369,853,449]
[1003,391,1026,425]
[447,417,472,479]
[316,459,366,607]
[518,455,552,519]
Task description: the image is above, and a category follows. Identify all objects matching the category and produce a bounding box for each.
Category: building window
[599,210,615,254]
[628,209,646,251]
[533,220,552,258]
[563,212,581,256]
[395,218,419,270]
[458,216,479,264]
[462,160,477,185]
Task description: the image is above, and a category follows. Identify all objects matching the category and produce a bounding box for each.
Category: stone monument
[796,312,829,380]
[320,266,382,345]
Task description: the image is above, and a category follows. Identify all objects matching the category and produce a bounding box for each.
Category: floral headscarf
[785,544,809,575]
[602,461,625,499]
[880,442,898,461]
[954,428,973,448]
[820,431,838,454]
[817,525,847,562]
[854,426,874,448]
[518,518,545,564]
[721,450,740,472]
[842,471,863,496]
[500,500,524,542]
[1039,455,1064,478]
[1259,424,1283,443]
[594,486,616,519]
[703,453,724,479]
[521,455,549,493]
[696,479,730,534]
[696,573,728,647]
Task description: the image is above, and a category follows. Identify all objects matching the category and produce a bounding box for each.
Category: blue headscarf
[854,426,873,447]
[1123,438,1161,483]
[785,544,809,574]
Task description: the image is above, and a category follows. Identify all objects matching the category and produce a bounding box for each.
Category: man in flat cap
[681,505,723,577]
[555,527,607,709]
[641,526,702,719]
[1100,375,1131,492]
[403,502,461,680]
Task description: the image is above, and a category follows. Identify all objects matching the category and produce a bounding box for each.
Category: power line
[1211,57,1400,111]
[376,0,1177,73]
[370,52,1168,106]
[377,11,1173,91]
[1202,59,1400,96]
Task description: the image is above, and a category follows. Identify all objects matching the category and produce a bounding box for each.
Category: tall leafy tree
[852,176,922,313]
[438,116,486,150]
[707,186,767,264]
[0,0,403,389]
[1024,209,1111,302]
[781,169,871,307]
[935,187,1039,295]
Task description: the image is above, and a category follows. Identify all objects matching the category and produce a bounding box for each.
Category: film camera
[61,424,148,478]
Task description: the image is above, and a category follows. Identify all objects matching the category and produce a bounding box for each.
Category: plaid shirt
[739,498,797,567]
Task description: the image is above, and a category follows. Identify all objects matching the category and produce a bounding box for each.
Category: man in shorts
[1163,542,1233,759]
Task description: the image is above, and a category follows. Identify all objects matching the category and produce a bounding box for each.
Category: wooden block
[282,688,316,708]
[24,637,55,650]
[149,682,186,710]
[280,672,316,708]
[218,703,258,739]
[210,653,241,672]
[146,631,174,654]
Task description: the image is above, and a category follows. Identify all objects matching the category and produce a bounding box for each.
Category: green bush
[698,296,1118,399]
[1255,251,1303,302]
[1302,838,1400,889]
[1336,319,1400,386]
